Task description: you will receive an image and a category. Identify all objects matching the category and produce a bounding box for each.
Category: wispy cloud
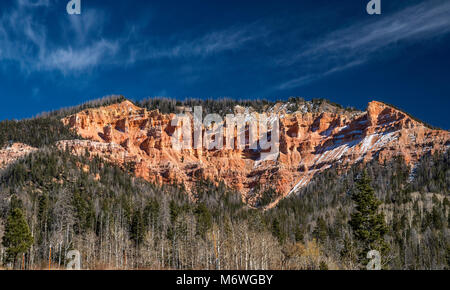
[277,0,450,90]
[5,0,448,85]
[41,40,119,73]
[0,1,117,74]
[66,9,107,44]
[17,0,50,8]
[0,0,269,76]
[125,23,269,64]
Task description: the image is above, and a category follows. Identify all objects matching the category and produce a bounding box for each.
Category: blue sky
[0,0,449,129]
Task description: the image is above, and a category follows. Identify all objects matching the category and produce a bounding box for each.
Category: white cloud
[0,1,268,76]
[277,0,450,90]
[0,1,117,74]
[126,23,269,63]
[66,9,107,44]
[17,0,50,8]
[41,40,119,73]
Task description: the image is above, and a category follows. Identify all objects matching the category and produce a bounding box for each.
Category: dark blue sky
[0,0,449,129]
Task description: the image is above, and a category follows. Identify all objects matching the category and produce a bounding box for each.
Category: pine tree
[294,227,304,242]
[349,171,389,267]
[2,208,34,267]
[271,217,285,244]
[319,261,328,270]
[195,203,212,239]
[130,210,144,247]
[313,217,328,244]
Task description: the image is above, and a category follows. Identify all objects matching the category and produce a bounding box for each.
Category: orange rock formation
[58,100,450,207]
[0,143,38,170]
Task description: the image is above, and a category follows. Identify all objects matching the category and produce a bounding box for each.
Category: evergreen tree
[294,227,304,242]
[130,210,145,247]
[349,171,389,267]
[2,208,34,267]
[271,217,285,244]
[313,217,328,244]
[195,203,212,239]
[319,261,328,270]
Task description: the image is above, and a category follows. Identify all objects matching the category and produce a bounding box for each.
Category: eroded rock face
[60,100,450,207]
[0,143,38,170]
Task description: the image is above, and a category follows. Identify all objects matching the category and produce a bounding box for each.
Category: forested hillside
[0,146,447,269]
[0,95,353,148]
[272,151,449,269]
[0,96,448,270]
[0,95,126,148]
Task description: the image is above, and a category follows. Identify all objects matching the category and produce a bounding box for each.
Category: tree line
[0,96,448,269]
[0,147,448,270]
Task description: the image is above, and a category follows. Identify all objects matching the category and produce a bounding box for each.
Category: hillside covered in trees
[0,142,447,269]
[0,96,448,270]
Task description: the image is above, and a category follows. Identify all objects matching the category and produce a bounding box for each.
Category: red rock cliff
[59,100,450,207]
[0,143,38,170]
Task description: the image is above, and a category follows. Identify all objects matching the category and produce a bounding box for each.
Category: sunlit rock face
[0,143,38,170]
[59,100,450,208]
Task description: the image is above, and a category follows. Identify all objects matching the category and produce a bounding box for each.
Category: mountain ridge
[1,97,448,208]
[44,98,449,208]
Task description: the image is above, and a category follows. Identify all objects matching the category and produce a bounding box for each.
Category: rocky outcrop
[60,100,450,207]
[0,143,38,170]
